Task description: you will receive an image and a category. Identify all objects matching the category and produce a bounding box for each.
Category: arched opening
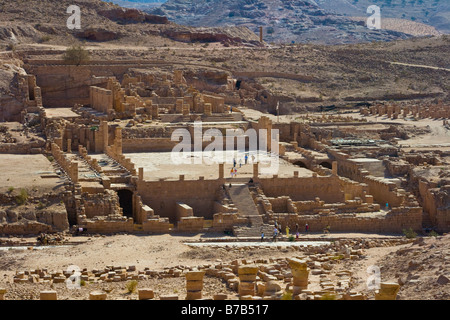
[319,161,332,169]
[117,189,133,219]
[294,161,308,169]
[236,80,242,90]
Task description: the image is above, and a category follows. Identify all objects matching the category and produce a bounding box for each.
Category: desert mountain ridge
[147,0,430,45]
[0,0,261,47]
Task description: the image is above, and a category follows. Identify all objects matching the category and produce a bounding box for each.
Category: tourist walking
[305,223,309,232]
[272,227,278,242]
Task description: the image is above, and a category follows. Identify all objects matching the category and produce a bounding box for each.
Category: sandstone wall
[272,206,422,234]
[122,138,178,153]
[137,178,223,223]
[90,86,113,114]
[258,176,345,203]
[24,64,129,108]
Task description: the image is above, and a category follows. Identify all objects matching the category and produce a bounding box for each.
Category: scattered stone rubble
[3,238,413,300]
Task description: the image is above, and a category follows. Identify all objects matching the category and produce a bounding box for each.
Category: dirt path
[387,61,450,72]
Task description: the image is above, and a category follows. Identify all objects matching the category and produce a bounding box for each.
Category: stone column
[176,99,184,114]
[40,290,57,300]
[152,105,159,119]
[204,103,212,116]
[89,291,107,300]
[183,104,190,116]
[139,168,144,181]
[67,139,72,153]
[238,265,258,298]
[102,121,109,152]
[375,282,400,300]
[185,270,205,300]
[138,288,154,300]
[174,70,183,85]
[332,161,338,176]
[219,163,224,180]
[288,258,310,295]
[0,288,6,300]
[253,163,259,180]
[71,162,79,183]
[387,106,393,118]
[114,127,123,155]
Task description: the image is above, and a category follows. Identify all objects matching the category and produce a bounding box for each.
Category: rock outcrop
[98,7,169,24]
[150,0,413,44]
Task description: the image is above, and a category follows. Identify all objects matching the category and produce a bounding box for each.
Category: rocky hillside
[315,0,450,34]
[377,233,450,300]
[149,0,413,44]
[110,0,166,10]
[0,0,260,47]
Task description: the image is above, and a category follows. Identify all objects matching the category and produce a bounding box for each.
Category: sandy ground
[0,154,64,194]
[43,108,80,119]
[0,231,411,300]
[126,150,313,180]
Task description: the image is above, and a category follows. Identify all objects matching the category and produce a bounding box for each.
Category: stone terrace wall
[51,143,78,183]
[329,149,408,207]
[271,206,422,234]
[258,176,347,203]
[122,138,178,153]
[137,178,223,223]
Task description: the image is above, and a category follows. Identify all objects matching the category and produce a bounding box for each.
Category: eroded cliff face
[0,58,28,122]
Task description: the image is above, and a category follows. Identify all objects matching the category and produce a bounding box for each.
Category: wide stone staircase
[93,154,133,187]
[226,183,274,238]
[65,153,101,182]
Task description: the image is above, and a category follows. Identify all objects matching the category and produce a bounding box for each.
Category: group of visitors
[230,153,256,178]
[260,222,331,242]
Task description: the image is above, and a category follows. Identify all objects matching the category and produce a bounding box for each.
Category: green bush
[15,189,28,206]
[320,293,337,300]
[126,280,138,293]
[37,201,46,210]
[281,291,292,300]
[429,230,439,237]
[402,228,417,239]
[39,35,52,43]
[63,45,90,66]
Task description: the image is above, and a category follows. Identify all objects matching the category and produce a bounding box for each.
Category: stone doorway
[319,161,332,169]
[117,189,133,219]
[294,161,308,169]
